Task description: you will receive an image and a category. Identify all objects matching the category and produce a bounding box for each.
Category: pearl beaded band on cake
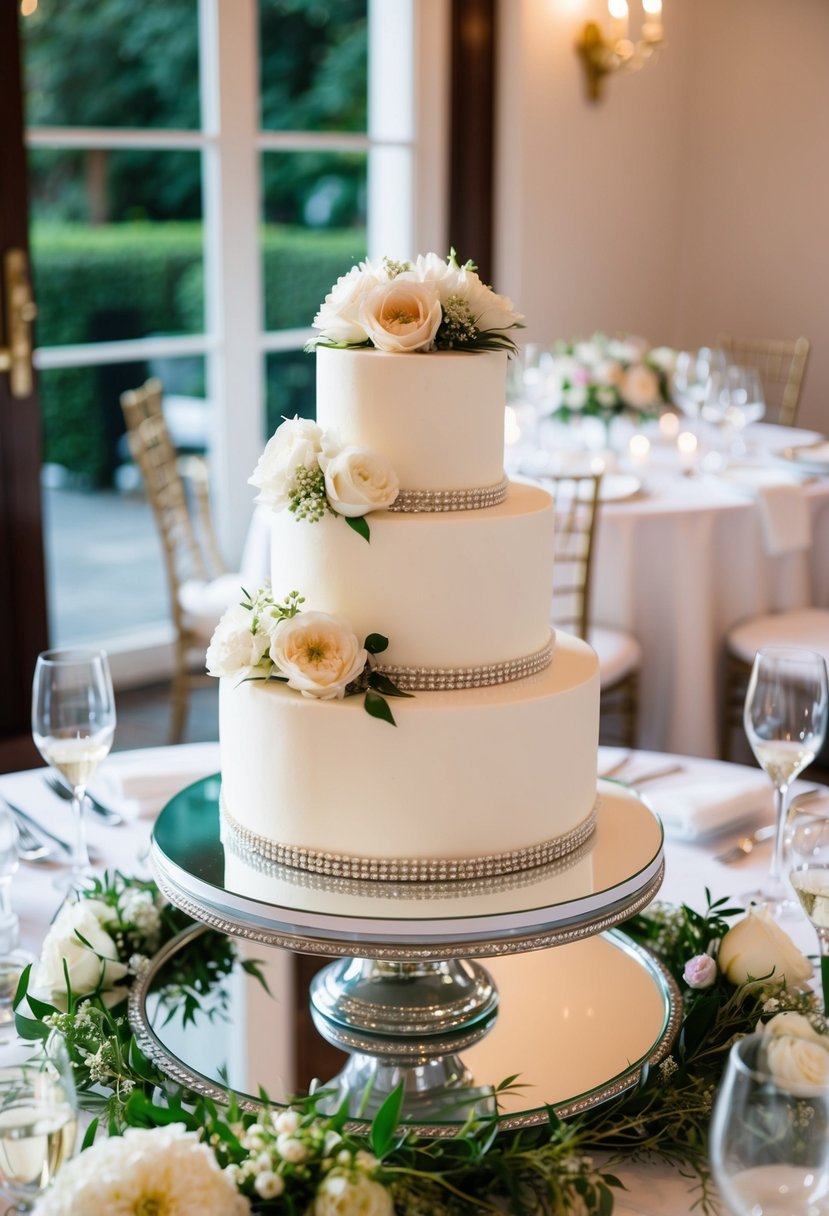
[373,633,555,692]
[387,475,509,513]
[220,797,598,883]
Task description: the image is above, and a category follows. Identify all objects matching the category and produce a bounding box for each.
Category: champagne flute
[710,1032,829,1215]
[743,646,829,916]
[31,649,116,893]
[0,1035,78,1213]
[787,799,829,1011]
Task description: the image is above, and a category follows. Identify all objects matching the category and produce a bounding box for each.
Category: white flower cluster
[35,898,129,1006]
[32,1123,250,1216]
[227,1108,392,1215]
[206,586,368,702]
[249,415,399,522]
[544,333,672,416]
[311,250,523,353]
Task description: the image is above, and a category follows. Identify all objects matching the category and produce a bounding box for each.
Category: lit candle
[608,0,629,42]
[642,0,663,40]
[677,430,698,474]
[628,434,650,468]
[658,411,680,440]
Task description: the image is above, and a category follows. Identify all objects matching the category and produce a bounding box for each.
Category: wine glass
[670,346,727,426]
[722,365,766,457]
[31,649,116,893]
[0,1034,78,1213]
[710,1032,829,1215]
[743,646,829,916]
[787,797,829,1011]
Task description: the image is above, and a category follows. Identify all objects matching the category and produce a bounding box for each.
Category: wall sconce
[576,1,664,103]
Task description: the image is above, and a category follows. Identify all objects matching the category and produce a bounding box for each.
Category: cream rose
[311,1171,393,1216]
[321,445,399,517]
[620,363,661,409]
[761,1015,829,1089]
[206,603,270,677]
[270,612,367,700]
[248,416,323,510]
[718,906,813,988]
[358,280,442,352]
[312,261,384,346]
[35,899,129,1003]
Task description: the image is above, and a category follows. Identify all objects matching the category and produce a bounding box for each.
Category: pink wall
[495,0,829,433]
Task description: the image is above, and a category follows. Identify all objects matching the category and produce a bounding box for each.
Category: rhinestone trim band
[220,798,598,883]
[388,475,509,513]
[374,634,555,692]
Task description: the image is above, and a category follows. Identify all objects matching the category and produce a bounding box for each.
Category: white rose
[206,603,270,677]
[765,1034,829,1089]
[648,345,677,374]
[607,336,647,362]
[311,1171,393,1216]
[312,260,384,345]
[358,280,442,352]
[270,612,367,700]
[573,340,603,366]
[562,385,588,410]
[620,364,661,409]
[413,251,464,296]
[718,906,814,989]
[248,416,323,511]
[451,265,523,335]
[765,1011,829,1047]
[320,445,399,517]
[35,899,128,1003]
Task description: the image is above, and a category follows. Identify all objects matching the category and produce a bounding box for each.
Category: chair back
[120,382,211,635]
[717,334,810,427]
[547,473,602,641]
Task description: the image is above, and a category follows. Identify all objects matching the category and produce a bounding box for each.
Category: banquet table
[2,742,828,1216]
[523,417,829,759]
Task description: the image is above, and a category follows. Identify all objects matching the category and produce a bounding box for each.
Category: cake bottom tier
[218,631,600,878]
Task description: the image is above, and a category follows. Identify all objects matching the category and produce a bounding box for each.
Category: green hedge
[31,223,366,484]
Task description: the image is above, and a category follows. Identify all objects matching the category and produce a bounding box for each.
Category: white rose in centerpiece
[206,603,270,677]
[648,345,677,375]
[311,1170,393,1216]
[31,1123,250,1216]
[358,280,442,352]
[320,444,399,517]
[248,416,323,510]
[718,905,813,988]
[761,1013,829,1088]
[620,363,661,409]
[312,260,383,346]
[270,612,367,700]
[35,898,128,1004]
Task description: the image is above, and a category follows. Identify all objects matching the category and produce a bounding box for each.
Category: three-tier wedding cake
[207,253,601,882]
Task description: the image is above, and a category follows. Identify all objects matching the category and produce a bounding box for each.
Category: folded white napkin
[756,482,812,556]
[643,774,773,841]
[94,756,217,818]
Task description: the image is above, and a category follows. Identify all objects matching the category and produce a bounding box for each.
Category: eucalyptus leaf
[345,514,371,543]
[364,689,397,726]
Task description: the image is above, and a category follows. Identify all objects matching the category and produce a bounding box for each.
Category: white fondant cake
[212,254,603,880]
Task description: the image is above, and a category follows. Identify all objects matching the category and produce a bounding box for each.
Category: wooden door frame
[0,2,49,773]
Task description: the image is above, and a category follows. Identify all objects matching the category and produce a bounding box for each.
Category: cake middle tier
[269,480,555,670]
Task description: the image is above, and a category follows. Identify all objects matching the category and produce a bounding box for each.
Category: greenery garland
[13,873,824,1215]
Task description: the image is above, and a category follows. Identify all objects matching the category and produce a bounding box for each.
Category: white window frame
[28,0,449,678]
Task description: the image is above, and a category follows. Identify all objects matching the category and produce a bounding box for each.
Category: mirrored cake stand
[132,775,680,1136]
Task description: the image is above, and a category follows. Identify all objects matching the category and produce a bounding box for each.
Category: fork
[4,806,53,862]
[43,773,124,825]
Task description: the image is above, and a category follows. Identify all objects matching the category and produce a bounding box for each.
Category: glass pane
[21,0,200,129]
[261,151,367,331]
[259,0,368,132]
[265,350,316,437]
[28,149,204,345]
[40,356,208,646]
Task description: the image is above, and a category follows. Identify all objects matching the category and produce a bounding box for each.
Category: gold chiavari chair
[717,334,810,427]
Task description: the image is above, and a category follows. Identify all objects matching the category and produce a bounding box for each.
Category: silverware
[43,773,124,825]
[714,824,776,864]
[628,763,686,788]
[599,755,631,779]
[1,801,53,862]
[3,799,76,859]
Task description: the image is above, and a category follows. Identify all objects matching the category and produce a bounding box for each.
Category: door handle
[0,247,38,398]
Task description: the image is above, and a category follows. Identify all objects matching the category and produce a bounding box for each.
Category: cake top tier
[309,251,523,355]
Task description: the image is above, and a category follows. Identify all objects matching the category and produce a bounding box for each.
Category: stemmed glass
[670,346,727,427]
[743,646,829,916]
[710,1033,829,1215]
[0,1034,78,1213]
[787,798,829,1011]
[31,649,116,893]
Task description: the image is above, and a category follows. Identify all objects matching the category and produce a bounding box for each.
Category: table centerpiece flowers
[13,876,827,1216]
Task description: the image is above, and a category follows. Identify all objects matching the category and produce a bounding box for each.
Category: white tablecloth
[2,744,826,1215]
[547,421,829,758]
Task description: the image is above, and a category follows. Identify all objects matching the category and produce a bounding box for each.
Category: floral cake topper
[309,250,524,355]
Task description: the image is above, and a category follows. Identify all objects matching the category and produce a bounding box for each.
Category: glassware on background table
[0,1035,78,1213]
[670,346,727,427]
[31,649,116,894]
[743,646,829,916]
[709,1032,829,1216]
[787,801,829,1011]
[0,807,35,1044]
[720,364,766,458]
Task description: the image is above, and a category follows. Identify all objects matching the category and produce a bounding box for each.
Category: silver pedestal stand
[138,775,675,1127]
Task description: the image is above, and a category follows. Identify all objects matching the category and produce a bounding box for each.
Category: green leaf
[14,1012,51,1042]
[364,633,389,655]
[364,690,397,725]
[367,671,414,698]
[81,1117,99,1150]
[370,1082,405,1158]
[345,514,371,543]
